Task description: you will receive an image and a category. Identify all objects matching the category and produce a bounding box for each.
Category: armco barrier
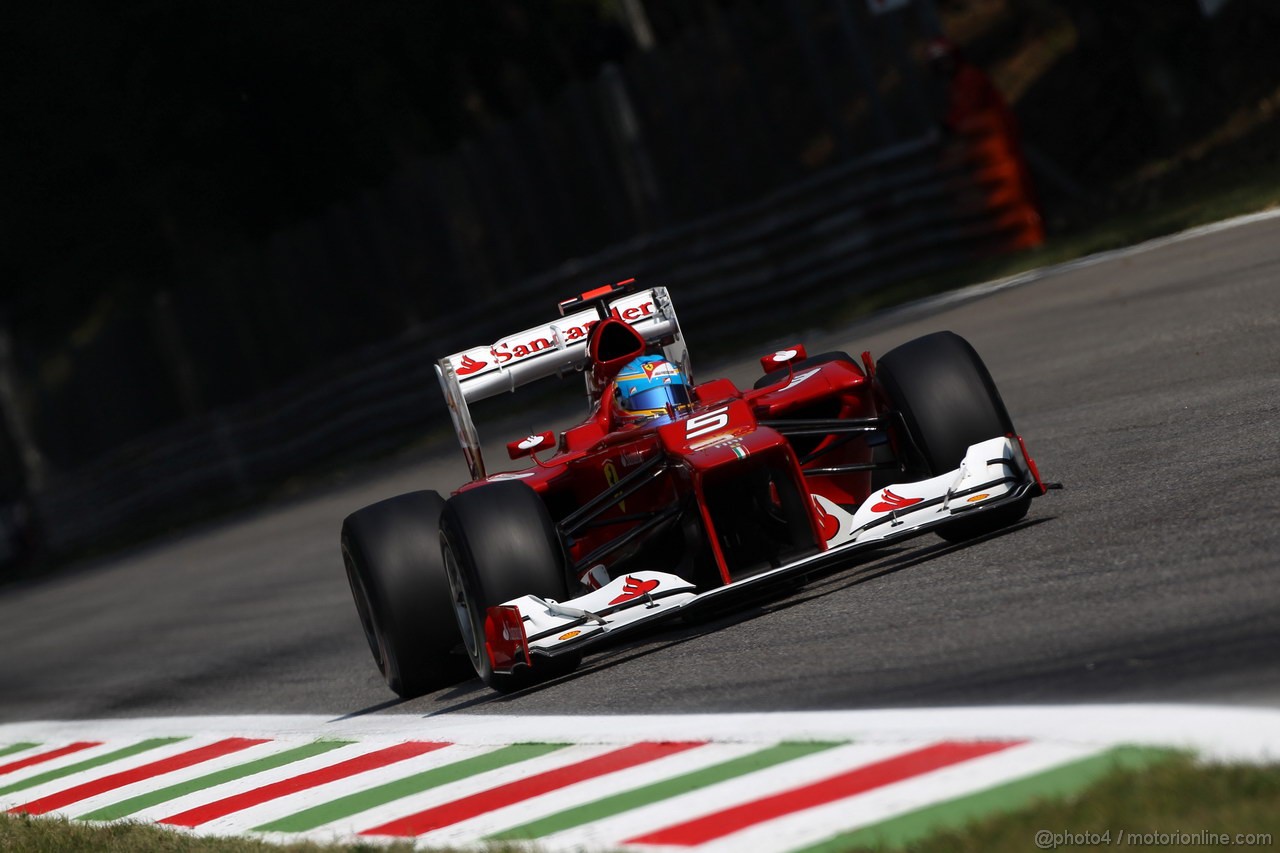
[33,131,1040,554]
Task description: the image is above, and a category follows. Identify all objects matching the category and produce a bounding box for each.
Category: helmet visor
[624,384,692,413]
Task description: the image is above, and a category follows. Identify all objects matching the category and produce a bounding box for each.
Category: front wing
[484,435,1043,674]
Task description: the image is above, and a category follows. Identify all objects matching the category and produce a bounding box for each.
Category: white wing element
[507,572,698,655]
[435,286,687,481]
[814,436,1030,547]
[439,288,684,404]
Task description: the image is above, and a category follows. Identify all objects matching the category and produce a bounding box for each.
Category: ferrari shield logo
[603,460,626,511]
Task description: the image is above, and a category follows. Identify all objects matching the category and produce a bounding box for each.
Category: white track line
[129,740,389,827]
[304,743,625,842]
[0,740,127,791]
[541,741,914,852]
[5,705,1279,760]
[182,741,497,837]
[683,741,1104,853]
[412,742,762,849]
[222,742,506,836]
[1,706,1276,851]
[0,744,43,762]
[64,739,305,820]
[2,737,230,811]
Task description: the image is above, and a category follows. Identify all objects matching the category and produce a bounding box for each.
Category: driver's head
[613,356,692,425]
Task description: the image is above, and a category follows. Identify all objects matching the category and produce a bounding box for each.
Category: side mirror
[760,345,807,374]
[507,431,556,460]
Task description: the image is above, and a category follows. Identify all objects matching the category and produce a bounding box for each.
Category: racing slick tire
[440,481,575,692]
[341,490,472,698]
[752,352,857,390]
[876,331,1031,542]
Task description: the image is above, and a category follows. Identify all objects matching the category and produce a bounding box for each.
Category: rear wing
[435,285,688,481]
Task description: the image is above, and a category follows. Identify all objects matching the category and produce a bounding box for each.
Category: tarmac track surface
[2,216,1278,723]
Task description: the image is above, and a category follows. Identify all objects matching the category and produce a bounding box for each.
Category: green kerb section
[0,738,187,796]
[77,740,352,822]
[793,746,1177,853]
[490,741,845,841]
[0,743,39,759]
[252,742,568,833]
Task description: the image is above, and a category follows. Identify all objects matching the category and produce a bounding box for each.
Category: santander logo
[871,489,923,513]
[609,575,660,605]
[485,301,654,365]
[456,354,487,376]
[452,300,657,379]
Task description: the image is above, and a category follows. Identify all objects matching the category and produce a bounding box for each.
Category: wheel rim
[441,533,484,672]
[341,543,385,673]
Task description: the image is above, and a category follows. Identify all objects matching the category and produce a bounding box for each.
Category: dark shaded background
[9,1,1280,346]
[3,1,638,348]
[4,0,943,472]
[3,0,1280,558]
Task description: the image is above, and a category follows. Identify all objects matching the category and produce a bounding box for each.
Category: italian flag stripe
[793,746,1175,853]
[0,739,184,797]
[362,741,706,837]
[0,742,100,777]
[0,708,1263,850]
[10,738,268,816]
[158,740,449,828]
[253,742,567,833]
[79,740,352,822]
[490,741,842,841]
[625,740,1020,846]
[0,744,40,761]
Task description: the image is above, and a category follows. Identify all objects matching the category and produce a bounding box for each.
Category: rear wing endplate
[435,286,688,481]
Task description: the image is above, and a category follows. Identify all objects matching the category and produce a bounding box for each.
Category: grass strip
[797,746,1174,853]
[78,740,351,822]
[490,741,843,840]
[252,742,566,834]
[0,743,39,760]
[2,811,421,852]
[845,752,1280,853]
[0,739,185,797]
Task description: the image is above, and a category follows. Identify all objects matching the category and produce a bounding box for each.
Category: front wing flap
[485,435,1042,674]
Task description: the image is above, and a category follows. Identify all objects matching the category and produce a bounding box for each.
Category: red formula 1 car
[341,281,1049,695]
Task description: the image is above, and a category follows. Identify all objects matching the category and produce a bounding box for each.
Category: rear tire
[876,331,1030,542]
[341,491,472,697]
[440,481,574,692]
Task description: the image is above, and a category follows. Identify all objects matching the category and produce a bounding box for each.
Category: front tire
[440,481,573,692]
[876,331,1030,542]
[341,491,472,697]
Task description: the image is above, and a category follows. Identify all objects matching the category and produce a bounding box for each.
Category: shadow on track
[397,517,1055,714]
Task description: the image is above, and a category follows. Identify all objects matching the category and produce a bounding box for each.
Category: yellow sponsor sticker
[558,630,582,641]
[603,461,626,511]
[966,493,990,503]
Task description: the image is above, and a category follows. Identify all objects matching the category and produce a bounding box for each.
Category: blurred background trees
[9,0,1278,356]
[2,1,640,350]
[3,0,1280,524]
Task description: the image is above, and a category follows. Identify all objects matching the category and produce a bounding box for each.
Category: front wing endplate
[488,436,1041,672]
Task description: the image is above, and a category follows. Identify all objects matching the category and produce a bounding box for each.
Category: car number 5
[686,406,730,439]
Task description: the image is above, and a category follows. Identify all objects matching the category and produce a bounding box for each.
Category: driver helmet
[613,355,692,424]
